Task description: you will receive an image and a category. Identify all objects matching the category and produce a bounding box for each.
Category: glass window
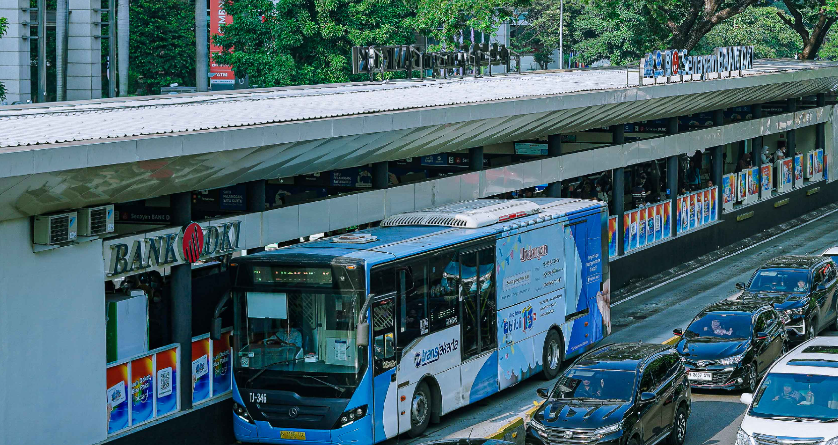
[751,373,838,421]
[371,268,395,297]
[398,261,428,348]
[754,313,768,333]
[748,268,810,293]
[551,368,636,401]
[814,268,826,289]
[479,248,497,351]
[638,368,655,393]
[685,312,753,339]
[826,263,838,282]
[650,357,669,387]
[372,297,396,376]
[461,251,479,358]
[429,250,459,332]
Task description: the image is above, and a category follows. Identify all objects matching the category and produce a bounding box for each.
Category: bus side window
[370,268,396,297]
[429,249,459,332]
[372,298,396,376]
[461,251,479,359]
[398,260,428,349]
[478,248,497,351]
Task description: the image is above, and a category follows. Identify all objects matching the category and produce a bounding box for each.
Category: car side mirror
[735,282,746,290]
[673,329,683,337]
[210,317,223,341]
[537,388,551,399]
[740,393,754,405]
[356,322,370,347]
[755,331,768,340]
[640,392,656,402]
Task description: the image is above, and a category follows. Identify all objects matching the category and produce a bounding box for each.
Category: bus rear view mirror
[357,322,370,347]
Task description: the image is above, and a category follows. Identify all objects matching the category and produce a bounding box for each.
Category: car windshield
[551,368,636,401]
[750,373,838,421]
[748,268,810,293]
[684,312,752,340]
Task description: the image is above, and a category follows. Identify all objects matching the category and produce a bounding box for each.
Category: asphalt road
[382,207,838,445]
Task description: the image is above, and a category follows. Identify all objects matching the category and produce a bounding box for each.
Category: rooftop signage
[641,46,754,82]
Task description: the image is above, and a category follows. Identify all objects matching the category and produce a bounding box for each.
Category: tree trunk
[777,0,837,60]
[663,0,760,50]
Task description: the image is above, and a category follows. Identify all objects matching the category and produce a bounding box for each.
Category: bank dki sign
[107,221,242,277]
[641,46,754,82]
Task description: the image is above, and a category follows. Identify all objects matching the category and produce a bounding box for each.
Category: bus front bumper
[234,414,373,445]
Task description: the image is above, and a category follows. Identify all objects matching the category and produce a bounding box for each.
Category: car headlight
[529,419,547,438]
[233,401,254,424]
[783,306,806,317]
[718,351,747,366]
[593,420,623,439]
[736,428,755,445]
[334,405,368,428]
[824,437,838,445]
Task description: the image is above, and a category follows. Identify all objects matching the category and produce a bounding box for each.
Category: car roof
[575,343,672,371]
[760,255,826,270]
[769,337,838,376]
[700,299,771,315]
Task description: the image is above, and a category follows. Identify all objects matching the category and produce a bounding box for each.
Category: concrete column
[611,124,625,145]
[67,0,103,100]
[667,155,679,236]
[785,98,797,158]
[752,104,763,119]
[117,0,129,96]
[613,168,624,255]
[667,116,678,135]
[171,191,193,411]
[246,180,266,255]
[713,146,724,188]
[752,105,764,165]
[0,0,32,104]
[816,94,826,151]
[196,0,208,91]
[545,134,563,197]
[817,93,826,108]
[372,162,389,189]
[713,109,725,127]
[469,146,484,171]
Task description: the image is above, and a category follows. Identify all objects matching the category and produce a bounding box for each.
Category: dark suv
[736,255,838,344]
[673,300,788,392]
[526,343,691,445]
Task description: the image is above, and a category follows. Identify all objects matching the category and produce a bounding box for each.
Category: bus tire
[407,382,431,438]
[540,329,563,380]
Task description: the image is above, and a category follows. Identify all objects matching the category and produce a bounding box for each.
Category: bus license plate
[281,431,306,440]
[689,372,712,382]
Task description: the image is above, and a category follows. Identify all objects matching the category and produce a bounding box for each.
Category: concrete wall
[0,0,31,104]
[67,0,102,100]
[0,217,106,445]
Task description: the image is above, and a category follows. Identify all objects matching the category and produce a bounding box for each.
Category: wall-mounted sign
[106,220,242,278]
[514,143,548,156]
[642,46,754,82]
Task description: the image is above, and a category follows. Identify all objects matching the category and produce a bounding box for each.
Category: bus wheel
[541,329,563,380]
[408,382,431,438]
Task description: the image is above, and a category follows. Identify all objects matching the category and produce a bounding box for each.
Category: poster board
[760,164,772,201]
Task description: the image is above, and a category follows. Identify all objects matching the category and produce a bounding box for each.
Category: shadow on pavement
[686,400,746,445]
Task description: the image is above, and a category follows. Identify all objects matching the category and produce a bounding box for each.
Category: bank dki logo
[414,339,459,367]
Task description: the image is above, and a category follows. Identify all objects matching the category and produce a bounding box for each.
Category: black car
[735,255,838,344]
[673,300,788,392]
[526,343,690,445]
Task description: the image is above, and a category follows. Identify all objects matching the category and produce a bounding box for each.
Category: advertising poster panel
[817,149,824,174]
[807,151,815,178]
[710,187,718,221]
[654,204,663,242]
[130,356,154,426]
[608,216,618,258]
[212,331,233,396]
[702,189,710,224]
[630,211,639,250]
[760,164,772,200]
[783,159,794,188]
[646,206,655,245]
[209,0,235,88]
[748,168,759,197]
[192,338,211,404]
[794,154,803,187]
[637,208,647,248]
[155,347,178,417]
[107,363,130,434]
[663,202,671,238]
[722,174,735,212]
[678,197,689,234]
[689,193,697,230]
[737,172,747,201]
[623,213,631,253]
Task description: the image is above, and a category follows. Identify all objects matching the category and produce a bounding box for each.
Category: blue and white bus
[214,198,611,444]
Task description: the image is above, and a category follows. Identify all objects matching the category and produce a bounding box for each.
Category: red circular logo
[179,222,204,263]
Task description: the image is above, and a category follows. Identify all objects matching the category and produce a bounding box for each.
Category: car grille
[258,403,330,423]
[753,434,824,445]
[544,427,599,445]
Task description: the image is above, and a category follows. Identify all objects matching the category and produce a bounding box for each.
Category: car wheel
[407,382,431,438]
[746,364,759,393]
[667,405,688,445]
[628,436,640,445]
[832,313,838,331]
[540,329,563,380]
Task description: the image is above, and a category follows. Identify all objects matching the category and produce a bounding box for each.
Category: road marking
[613,206,838,307]
[662,335,680,345]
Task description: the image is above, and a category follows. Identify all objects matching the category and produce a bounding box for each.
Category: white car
[824,247,838,264]
[737,336,838,445]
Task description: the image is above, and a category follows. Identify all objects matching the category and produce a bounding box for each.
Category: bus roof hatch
[379,199,541,229]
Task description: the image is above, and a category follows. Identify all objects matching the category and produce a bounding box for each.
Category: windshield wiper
[246,357,306,386]
[302,374,345,394]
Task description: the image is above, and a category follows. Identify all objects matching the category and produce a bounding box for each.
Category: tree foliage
[694,6,800,58]
[776,0,837,58]
[0,17,7,101]
[411,0,526,50]
[128,0,196,94]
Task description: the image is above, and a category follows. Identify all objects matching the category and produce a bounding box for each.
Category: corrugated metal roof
[0,60,830,149]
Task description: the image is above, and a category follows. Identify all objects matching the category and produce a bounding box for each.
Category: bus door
[459,246,499,400]
[564,219,593,352]
[371,292,399,441]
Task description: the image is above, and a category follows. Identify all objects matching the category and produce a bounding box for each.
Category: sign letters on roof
[642,46,754,82]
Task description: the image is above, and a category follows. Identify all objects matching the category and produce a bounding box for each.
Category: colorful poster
[807,152,815,178]
[794,154,803,184]
[212,331,233,396]
[155,347,178,417]
[662,202,671,238]
[646,206,655,245]
[782,159,794,186]
[689,193,697,229]
[209,0,235,88]
[737,172,747,201]
[722,174,734,205]
[817,149,824,174]
[748,168,758,196]
[678,197,689,234]
[192,338,211,404]
[630,210,639,250]
[637,208,646,248]
[654,203,663,242]
[107,363,130,434]
[623,213,631,253]
[760,165,772,193]
[131,355,154,426]
[703,190,710,224]
[710,188,718,221]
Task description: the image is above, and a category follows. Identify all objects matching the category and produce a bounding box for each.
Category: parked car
[735,255,838,345]
[527,343,691,445]
[737,336,838,445]
[823,246,838,264]
[673,300,788,392]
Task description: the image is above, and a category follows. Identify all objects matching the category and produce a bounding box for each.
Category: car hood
[677,338,749,361]
[534,400,629,430]
[741,415,837,439]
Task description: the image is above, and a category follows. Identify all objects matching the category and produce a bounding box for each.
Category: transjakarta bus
[214,198,611,444]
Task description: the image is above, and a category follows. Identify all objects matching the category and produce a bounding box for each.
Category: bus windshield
[233,289,364,397]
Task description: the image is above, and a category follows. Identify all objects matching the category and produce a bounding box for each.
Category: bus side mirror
[357,322,370,347]
[210,317,223,341]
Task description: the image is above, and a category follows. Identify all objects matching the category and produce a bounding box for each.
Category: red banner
[210,0,235,87]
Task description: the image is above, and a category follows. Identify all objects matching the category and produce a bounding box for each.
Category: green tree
[128,0,196,94]
[410,0,527,50]
[0,16,7,101]
[693,6,800,58]
[775,0,837,59]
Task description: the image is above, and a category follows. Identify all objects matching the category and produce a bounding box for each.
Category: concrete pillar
[469,147,484,171]
[712,146,724,188]
[0,0,32,104]
[372,162,389,189]
[67,0,103,100]
[613,168,625,255]
[817,93,826,108]
[713,109,725,127]
[246,180,266,255]
[816,94,826,151]
[752,104,764,166]
[196,0,208,91]
[545,134,563,198]
[611,124,625,145]
[667,155,679,236]
[667,117,678,135]
[171,191,193,411]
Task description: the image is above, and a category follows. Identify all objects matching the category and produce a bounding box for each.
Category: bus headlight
[736,428,754,445]
[234,402,254,424]
[334,405,367,429]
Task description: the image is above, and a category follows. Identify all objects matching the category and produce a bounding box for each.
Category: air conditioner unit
[33,212,78,245]
[78,204,115,236]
